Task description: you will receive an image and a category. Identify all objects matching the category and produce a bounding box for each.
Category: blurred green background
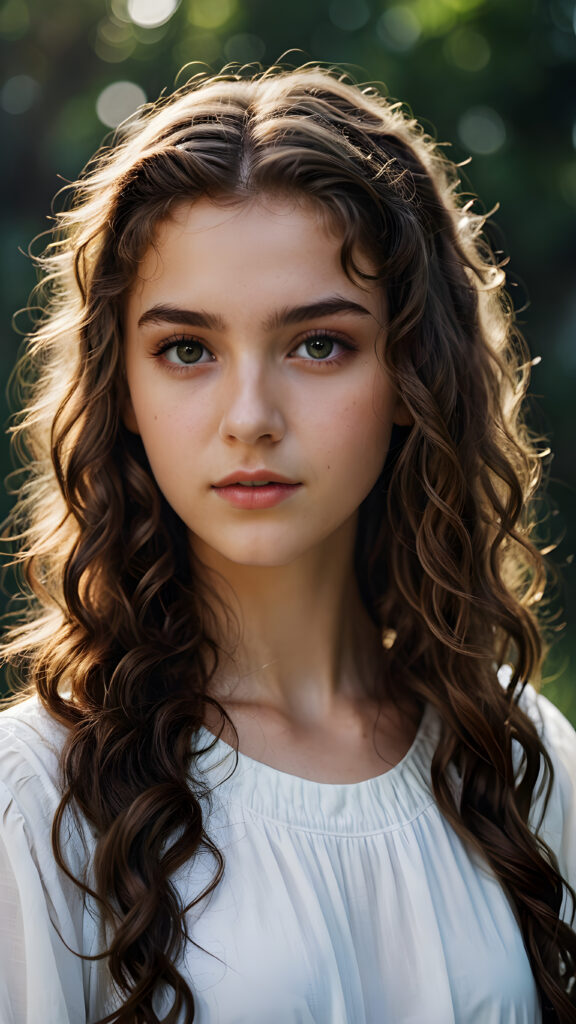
[1,0,575,722]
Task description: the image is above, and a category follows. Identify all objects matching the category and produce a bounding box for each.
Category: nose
[218,361,286,445]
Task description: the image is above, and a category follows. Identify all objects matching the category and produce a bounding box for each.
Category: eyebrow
[137,295,374,331]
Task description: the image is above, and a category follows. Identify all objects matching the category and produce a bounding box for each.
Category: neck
[192,521,383,726]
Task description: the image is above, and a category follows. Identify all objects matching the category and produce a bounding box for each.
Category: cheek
[130,375,209,452]
[334,377,395,455]
[130,400,195,495]
[346,409,392,474]
[307,394,393,491]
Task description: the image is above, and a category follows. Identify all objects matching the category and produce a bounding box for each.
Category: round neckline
[198,700,432,787]
[195,702,439,835]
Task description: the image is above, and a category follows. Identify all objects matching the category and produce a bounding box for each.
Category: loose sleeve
[0,714,88,1024]
[522,687,576,925]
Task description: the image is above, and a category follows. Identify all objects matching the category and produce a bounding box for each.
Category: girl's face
[123,195,408,569]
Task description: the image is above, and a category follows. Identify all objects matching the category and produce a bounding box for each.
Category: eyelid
[153,333,208,352]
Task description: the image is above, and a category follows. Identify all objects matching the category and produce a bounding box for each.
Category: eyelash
[152,330,357,373]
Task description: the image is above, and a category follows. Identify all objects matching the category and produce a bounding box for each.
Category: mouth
[219,480,291,487]
[211,478,302,510]
[212,470,300,487]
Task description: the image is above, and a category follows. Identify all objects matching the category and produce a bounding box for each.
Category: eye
[292,331,353,362]
[157,337,213,366]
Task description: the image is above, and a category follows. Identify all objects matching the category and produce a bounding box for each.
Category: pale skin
[123,194,421,782]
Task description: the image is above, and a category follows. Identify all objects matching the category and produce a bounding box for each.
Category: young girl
[0,65,574,1024]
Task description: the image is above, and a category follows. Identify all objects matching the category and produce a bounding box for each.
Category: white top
[0,684,575,1024]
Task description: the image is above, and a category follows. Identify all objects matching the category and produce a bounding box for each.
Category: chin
[222,547,303,568]
[193,533,311,569]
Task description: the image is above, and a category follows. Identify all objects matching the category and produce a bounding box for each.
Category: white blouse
[0,684,575,1024]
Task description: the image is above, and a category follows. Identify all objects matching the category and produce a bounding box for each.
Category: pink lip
[213,469,298,487]
[212,482,302,510]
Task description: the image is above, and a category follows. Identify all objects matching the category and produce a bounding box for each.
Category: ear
[121,391,140,434]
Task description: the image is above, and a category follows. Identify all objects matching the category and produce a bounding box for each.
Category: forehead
[125,195,381,318]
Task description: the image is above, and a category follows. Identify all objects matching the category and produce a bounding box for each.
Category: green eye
[304,337,335,359]
[176,342,202,363]
[164,341,205,364]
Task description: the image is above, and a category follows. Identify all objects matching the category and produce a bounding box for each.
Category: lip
[213,483,301,510]
[211,472,302,511]
[212,469,300,487]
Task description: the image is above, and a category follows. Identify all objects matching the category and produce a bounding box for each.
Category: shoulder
[0,698,93,1023]
[513,681,576,899]
[515,681,576,788]
[0,694,70,829]
[498,667,576,788]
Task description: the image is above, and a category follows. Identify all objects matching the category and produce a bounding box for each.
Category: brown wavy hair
[2,64,575,1022]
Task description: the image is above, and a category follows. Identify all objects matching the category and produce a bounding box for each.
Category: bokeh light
[223,33,265,63]
[96,80,146,127]
[377,6,421,52]
[444,27,491,70]
[127,0,181,29]
[0,0,29,39]
[187,0,235,30]
[173,30,221,66]
[94,18,136,62]
[329,0,370,32]
[1,74,40,114]
[458,106,506,156]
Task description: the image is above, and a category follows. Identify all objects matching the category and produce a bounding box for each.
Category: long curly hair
[2,64,575,1022]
